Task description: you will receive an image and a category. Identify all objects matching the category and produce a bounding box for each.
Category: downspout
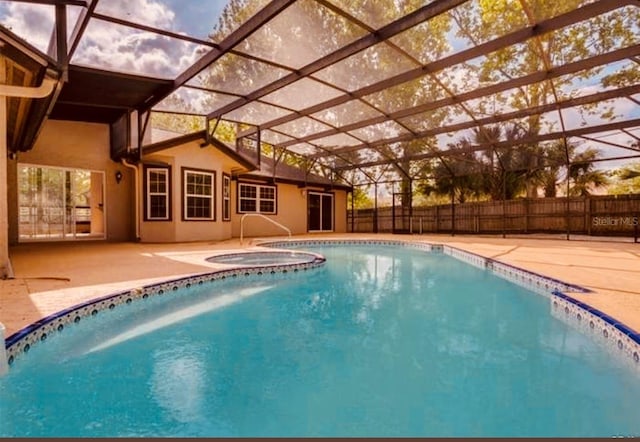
[121,159,140,241]
[0,78,56,99]
[0,76,57,376]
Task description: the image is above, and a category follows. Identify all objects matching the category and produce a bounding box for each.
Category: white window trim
[146,167,170,221]
[183,169,215,221]
[238,182,276,214]
[222,174,231,221]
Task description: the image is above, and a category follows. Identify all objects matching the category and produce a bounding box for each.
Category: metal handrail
[240,213,292,244]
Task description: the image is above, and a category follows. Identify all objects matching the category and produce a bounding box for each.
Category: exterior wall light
[115,170,123,184]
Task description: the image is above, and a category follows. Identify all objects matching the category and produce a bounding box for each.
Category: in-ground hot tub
[206,250,324,266]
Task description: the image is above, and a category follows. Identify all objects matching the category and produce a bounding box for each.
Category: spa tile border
[205,250,323,266]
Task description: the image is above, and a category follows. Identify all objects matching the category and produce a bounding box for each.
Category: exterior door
[308,192,333,232]
[18,164,105,241]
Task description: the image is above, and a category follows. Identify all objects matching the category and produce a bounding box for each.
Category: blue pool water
[1,244,639,437]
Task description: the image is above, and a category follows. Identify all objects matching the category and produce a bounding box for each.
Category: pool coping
[3,239,639,371]
[3,252,325,366]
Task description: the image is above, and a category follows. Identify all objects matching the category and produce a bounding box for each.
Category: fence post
[451,192,455,237]
[373,183,378,234]
[524,198,529,234]
[350,191,355,233]
[586,196,592,236]
[564,178,571,241]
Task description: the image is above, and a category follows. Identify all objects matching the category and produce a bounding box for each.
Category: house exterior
[5,120,351,247]
[139,129,350,242]
[0,16,356,278]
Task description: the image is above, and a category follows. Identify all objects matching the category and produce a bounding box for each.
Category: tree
[348,186,374,209]
[476,125,525,200]
[531,141,608,197]
[449,0,638,198]
[418,138,484,203]
[608,161,640,195]
[537,141,567,197]
[151,92,206,139]
[452,0,638,130]
[567,148,608,196]
[204,0,455,196]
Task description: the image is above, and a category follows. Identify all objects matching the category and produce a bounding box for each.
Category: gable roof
[239,156,351,191]
[142,131,351,191]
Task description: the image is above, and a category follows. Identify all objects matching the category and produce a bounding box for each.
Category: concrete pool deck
[1,234,639,336]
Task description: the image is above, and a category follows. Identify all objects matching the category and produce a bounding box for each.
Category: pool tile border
[263,239,640,372]
[265,239,588,296]
[4,256,325,366]
[4,238,639,373]
[551,292,640,373]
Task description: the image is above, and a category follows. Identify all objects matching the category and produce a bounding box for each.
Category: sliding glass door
[18,164,105,241]
[308,192,333,232]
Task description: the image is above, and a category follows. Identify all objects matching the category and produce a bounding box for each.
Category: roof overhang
[50,65,174,124]
[0,26,60,153]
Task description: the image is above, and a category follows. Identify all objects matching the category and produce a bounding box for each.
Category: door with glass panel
[308,192,333,232]
[18,164,106,241]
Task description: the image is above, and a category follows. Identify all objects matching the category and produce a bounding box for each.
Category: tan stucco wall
[334,189,347,233]
[141,141,243,243]
[230,182,307,238]
[141,141,349,241]
[8,120,133,242]
[230,184,349,238]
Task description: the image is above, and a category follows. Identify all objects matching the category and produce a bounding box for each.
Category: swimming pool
[1,240,639,437]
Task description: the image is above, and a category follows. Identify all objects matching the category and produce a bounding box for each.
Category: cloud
[72,5,207,78]
[95,0,175,29]
[0,0,206,78]
[0,3,55,53]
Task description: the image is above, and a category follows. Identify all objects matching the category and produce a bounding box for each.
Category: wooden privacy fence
[348,194,640,238]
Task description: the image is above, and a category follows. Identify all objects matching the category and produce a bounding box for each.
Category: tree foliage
[348,186,374,209]
[150,0,639,201]
[608,161,640,195]
[567,148,608,196]
[417,138,485,203]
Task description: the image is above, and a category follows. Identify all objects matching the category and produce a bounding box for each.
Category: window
[145,167,170,221]
[183,168,215,221]
[238,182,276,214]
[222,174,231,221]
